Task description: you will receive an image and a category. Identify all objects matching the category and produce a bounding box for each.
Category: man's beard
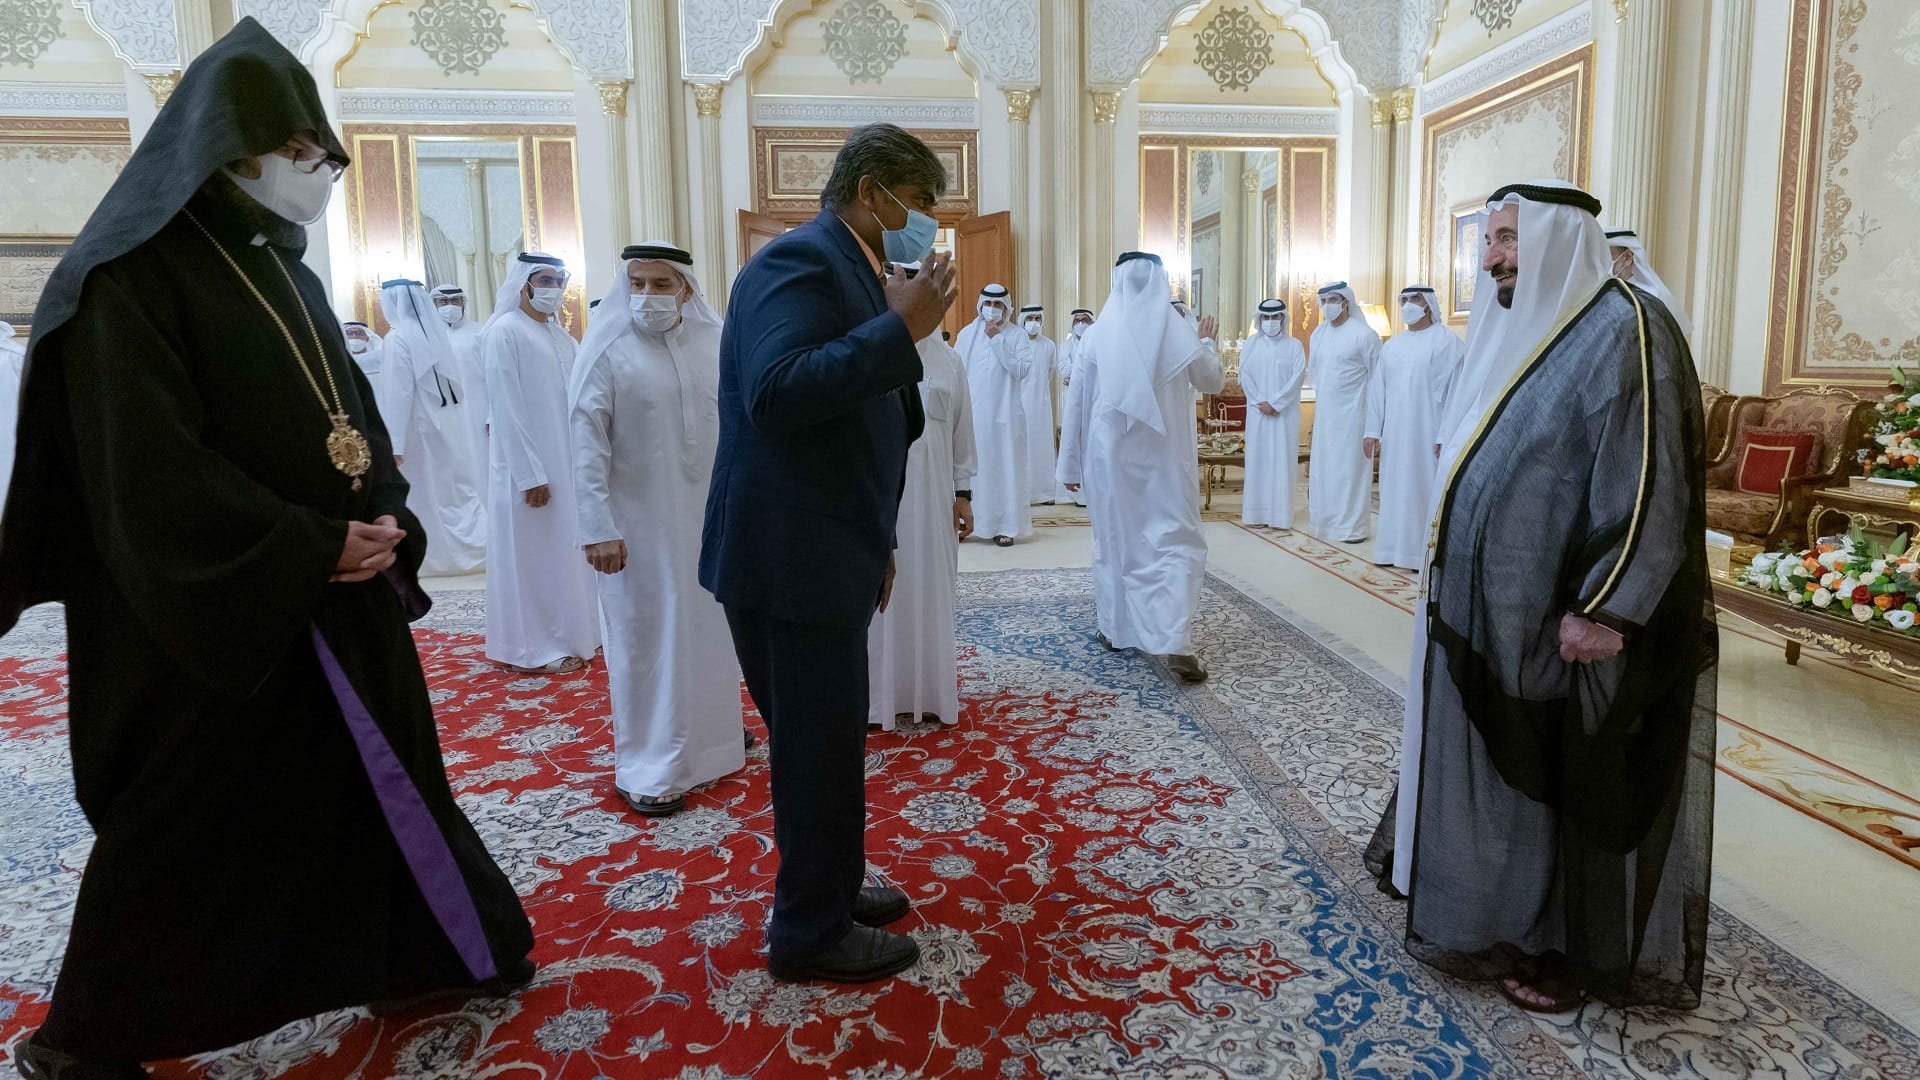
[1492,261,1517,309]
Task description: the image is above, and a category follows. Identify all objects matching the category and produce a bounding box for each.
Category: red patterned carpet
[3,575,1916,1079]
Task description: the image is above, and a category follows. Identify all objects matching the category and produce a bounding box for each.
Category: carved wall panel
[1767,0,1920,393]
[1420,43,1591,326]
[751,125,977,223]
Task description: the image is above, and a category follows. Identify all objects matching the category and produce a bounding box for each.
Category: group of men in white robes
[1059,252,1223,683]
[570,243,747,815]
[868,262,977,730]
[1238,299,1307,530]
[958,284,1031,545]
[1304,282,1380,543]
[1365,286,1464,569]
[481,252,601,675]
[1055,308,1095,505]
[378,278,487,574]
[0,323,22,509]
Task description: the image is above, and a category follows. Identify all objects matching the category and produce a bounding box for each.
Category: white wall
[1725,0,1792,395]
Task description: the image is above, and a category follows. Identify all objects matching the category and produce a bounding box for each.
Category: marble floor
[922,493,1920,1032]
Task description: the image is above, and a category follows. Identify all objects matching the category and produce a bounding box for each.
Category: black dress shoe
[14,1036,149,1080]
[768,925,920,983]
[1094,631,1119,651]
[852,886,909,926]
[744,729,759,750]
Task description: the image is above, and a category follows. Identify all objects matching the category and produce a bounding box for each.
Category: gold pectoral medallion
[327,413,372,492]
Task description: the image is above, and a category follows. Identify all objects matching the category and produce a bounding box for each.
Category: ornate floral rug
[0,572,1915,1078]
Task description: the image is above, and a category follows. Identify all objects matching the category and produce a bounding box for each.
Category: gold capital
[143,71,180,107]
[1091,91,1120,124]
[1368,96,1392,127]
[1243,169,1261,193]
[1613,0,1630,21]
[1391,86,1415,122]
[1004,88,1035,124]
[690,82,723,118]
[597,80,629,117]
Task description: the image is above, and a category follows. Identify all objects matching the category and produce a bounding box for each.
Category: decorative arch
[1089,0,1358,96]
[72,0,182,72]
[683,0,1037,87]
[247,0,629,78]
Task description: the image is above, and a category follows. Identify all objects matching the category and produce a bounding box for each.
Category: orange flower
[1803,558,1823,573]
[1876,595,1895,610]
[1900,402,1912,413]
[1818,543,1836,553]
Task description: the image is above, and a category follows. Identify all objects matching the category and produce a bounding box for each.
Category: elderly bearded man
[1374,180,1716,1014]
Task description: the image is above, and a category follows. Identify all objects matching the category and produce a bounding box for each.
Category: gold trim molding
[1091,91,1120,124]
[142,72,180,107]
[691,82,724,118]
[597,80,628,117]
[1004,88,1035,124]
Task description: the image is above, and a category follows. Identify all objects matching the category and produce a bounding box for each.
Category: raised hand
[1197,314,1219,341]
[886,251,958,342]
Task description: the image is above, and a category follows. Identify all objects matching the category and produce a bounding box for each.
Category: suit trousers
[723,603,871,962]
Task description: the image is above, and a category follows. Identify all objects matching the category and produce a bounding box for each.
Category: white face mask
[1070,321,1089,337]
[527,286,564,315]
[1023,319,1041,337]
[1321,300,1342,320]
[226,152,335,226]
[1401,301,1426,326]
[631,292,681,333]
[1260,320,1285,338]
[346,338,368,355]
[983,305,1005,324]
[436,303,463,326]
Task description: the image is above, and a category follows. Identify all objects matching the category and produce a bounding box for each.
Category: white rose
[1853,604,1876,622]
[1821,572,1842,589]
[1883,393,1905,404]
[1873,559,1889,576]
[1818,551,1843,569]
[1908,393,1920,407]
[1812,587,1834,608]
[1838,577,1859,597]
[1752,553,1780,572]
[1889,610,1916,631]
[1880,433,1899,446]
[1792,588,1812,606]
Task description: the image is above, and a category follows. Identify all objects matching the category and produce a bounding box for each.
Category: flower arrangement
[1865,367,1920,482]
[1739,526,1920,634]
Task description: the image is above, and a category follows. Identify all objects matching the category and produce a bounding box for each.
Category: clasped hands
[333,516,405,583]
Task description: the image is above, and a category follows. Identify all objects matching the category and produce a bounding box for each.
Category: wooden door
[953,211,1014,342]
[736,209,788,272]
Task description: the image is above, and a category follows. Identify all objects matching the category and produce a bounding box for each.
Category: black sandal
[623,791,686,817]
[994,536,1014,547]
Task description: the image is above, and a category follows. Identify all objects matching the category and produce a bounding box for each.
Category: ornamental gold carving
[1391,86,1415,122]
[1091,90,1120,124]
[1004,88,1035,123]
[142,71,179,106]
[691,82,724,117]
[1193,6,1271,93]
[598,80,628,117]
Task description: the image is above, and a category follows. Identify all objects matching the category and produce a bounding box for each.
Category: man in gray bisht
[1370,180,1716,1013]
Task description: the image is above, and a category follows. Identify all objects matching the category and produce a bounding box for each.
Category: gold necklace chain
[182,208,372,490]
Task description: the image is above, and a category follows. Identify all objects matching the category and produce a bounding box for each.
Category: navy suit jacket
[699,209,926,629]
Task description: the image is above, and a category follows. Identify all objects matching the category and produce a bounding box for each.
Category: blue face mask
[874,181,938,265]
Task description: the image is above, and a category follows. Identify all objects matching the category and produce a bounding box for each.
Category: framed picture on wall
[1447,205,1482,322]
[0,235,74,335]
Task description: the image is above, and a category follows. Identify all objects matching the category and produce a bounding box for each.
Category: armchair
[1703,387,1874,547]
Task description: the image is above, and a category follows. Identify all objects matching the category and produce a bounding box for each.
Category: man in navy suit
[700,123,958,983]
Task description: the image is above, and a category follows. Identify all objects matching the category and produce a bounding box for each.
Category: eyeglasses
[289,155,346,183]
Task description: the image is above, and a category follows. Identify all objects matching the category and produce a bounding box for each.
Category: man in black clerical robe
[1384,181,1716,1012]
[0,21,533,1076]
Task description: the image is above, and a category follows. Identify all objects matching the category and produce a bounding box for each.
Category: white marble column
[629,0,676,241]
[1367,94,1394,310]
[1218,152,1245,333]
[1607,0,1669,231]
[1695,0,1752,389]
[690,81,727,309]
[1388,87,1414,295]
[1241,166,1264,323]
[598,81,632,256]
[1088,90,1120,305]
[174,0,215,62]
[465,158,491,300]
[1048,0,1081,317]
[1005,88,1035,301]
